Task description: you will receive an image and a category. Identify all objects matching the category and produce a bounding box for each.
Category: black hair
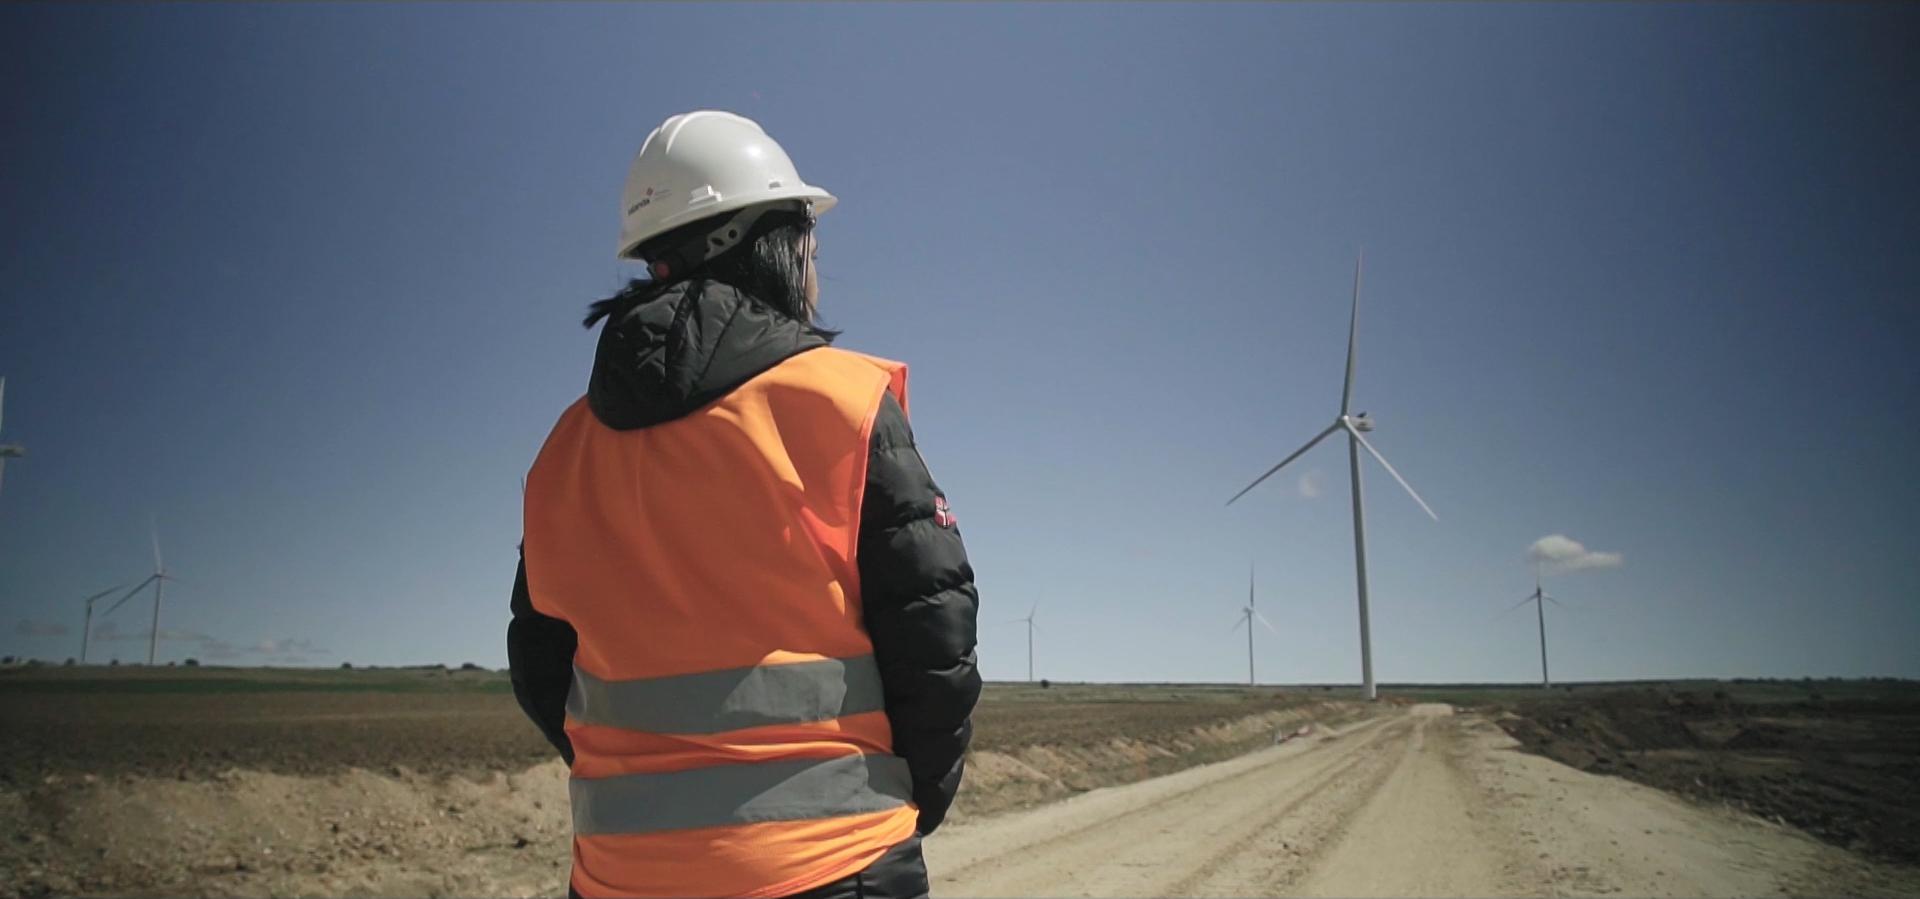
[583,207,829,335]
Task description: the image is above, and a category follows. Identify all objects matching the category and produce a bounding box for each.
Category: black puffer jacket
[507,281,980,835]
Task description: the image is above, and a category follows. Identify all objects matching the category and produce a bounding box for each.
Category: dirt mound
[1494,687,1920,866]
[0,763,575,898]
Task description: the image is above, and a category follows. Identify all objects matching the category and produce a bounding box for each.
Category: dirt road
[926,705,1920,898]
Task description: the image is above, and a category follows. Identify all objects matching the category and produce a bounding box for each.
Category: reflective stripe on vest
[571,752,913,836]
[567,654,886,735]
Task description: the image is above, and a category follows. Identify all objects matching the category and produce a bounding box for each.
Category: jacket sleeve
[507,548,577,766]
[858,392,981,836]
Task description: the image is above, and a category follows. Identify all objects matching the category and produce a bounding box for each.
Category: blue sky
[2,3,1915,682]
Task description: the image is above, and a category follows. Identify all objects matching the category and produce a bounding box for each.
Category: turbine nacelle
[1343,413,1375,433]
[1231,605,1280,635]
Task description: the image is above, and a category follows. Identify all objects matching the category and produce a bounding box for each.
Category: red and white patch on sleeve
[933,495,956,529]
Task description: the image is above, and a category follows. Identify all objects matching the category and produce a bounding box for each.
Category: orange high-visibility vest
[523,346,917,899]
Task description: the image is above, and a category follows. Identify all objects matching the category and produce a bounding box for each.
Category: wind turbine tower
[145,521,169,665]
[1016,605,1038,682]
[1227,255,1439,701]
[1231,564,1280,685]
[1511,565,1563,688]
[0,377,25,500]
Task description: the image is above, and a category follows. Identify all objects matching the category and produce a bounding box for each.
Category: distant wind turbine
[1011,604,1039,682]
[100,519,175,665]
[77,582,131,665]
[1227,254,1438,701]
[1230,563,1280,685]
[1509,564,1566,689]
[0,377,25,501]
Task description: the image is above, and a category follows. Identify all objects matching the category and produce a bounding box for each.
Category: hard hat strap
[647,205,773,281]
[798,200,816,310]
[645,200,816,287]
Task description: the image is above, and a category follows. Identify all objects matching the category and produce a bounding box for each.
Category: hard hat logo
[617,111,835,261]
[627,187,669,216]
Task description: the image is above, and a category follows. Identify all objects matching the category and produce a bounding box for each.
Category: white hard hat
[617,110,836,261]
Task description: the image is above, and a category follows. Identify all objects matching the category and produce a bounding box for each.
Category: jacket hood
[587,281,829,430]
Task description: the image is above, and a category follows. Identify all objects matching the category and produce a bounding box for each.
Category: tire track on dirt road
[927,711,1413,897]
[1170,704,1494,897]
[1282,704,1535,897]
[1162,712,1416,897]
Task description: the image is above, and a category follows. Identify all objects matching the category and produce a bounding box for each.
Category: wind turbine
[0,377,25,500]
[99,519,174,665]
[1227,254,1438,701]
[78,582,131,664]
[1014,604,1038,682]
[1509,564,1565,688]
[1230,563,1280,685]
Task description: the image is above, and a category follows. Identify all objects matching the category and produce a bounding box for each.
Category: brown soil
[971,691,1316,750]
[0,690,554,786]
[1492,686,1920,866]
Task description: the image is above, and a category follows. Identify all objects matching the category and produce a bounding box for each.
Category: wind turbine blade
[1226,422,1339,506]
[1346,426,1439,520]
[151,516,164,573]
[1230,613,1247,632]
[83,583,131,606]
[103,577,157,616]
[1506,594,1535,612]
[1255,611,1281,635]
[1341,253,1362,415]
[1544,594,1569,609]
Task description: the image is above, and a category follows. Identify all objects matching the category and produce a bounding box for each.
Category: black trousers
[785,835,929,899]
[567,834,931,899]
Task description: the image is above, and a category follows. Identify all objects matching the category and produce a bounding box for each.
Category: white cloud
[1297,470,1325,499]
[1528,534,1623,573]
